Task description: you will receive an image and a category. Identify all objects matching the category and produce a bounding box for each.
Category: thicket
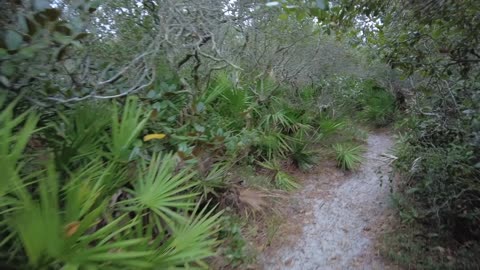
[272,0,480,267]
[8,0,478,268]
[4,0,477,269]
[0,1,397,269]
[314,0,480,268]
[0,71,392,269]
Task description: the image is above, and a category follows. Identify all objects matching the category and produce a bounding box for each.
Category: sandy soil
[259,132,399,270]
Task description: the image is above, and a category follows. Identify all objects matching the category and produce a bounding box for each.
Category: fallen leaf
[143,133,167,141]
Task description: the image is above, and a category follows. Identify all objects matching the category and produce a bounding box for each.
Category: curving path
[260,132,397,270]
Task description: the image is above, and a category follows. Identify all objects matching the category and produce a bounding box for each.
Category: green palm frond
[63,161,118,220]
[283,106,314,132]
[203,84,228,105]
[289,134,319,172]
[197,162,229,198]
[55,102,110,164]
[221,89,250,116]
[110,96,149,161]
[318,118,345,138]
[202,72,232,105]
[257,131,292,160]
[0,96,224,269]
[6,160,154,269]
[258,159,281,172]
[125,153,199,224]
[332,143,365,171]
[299,86,317,102]
[258,160,300,191]
[156,203,223,268]
[275,171,300,191]
[0,96,38,198]
[260,110,295,132]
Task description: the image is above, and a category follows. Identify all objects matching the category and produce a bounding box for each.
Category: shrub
[394,132,480,239]
[317,117,345,138]
[255,131,292,160]
[360,87,396,127]
[332,143,364,171]
[289,133,320,171]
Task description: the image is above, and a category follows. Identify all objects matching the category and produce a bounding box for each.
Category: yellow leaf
[143,133,167,141]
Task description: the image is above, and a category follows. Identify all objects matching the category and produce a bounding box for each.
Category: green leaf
[4,30,23,50]
[64,59,76,73]
[146,90,156,99]
[296,11,306,20]
[195,102,206,113]
[25,16,38,36]
[18,47,36,58]
[53,32,73,45]
[0,76,10,88]
[194,123,205,133]
[279,13,289,20]
[406,187,420,194]
[1,62,16,76]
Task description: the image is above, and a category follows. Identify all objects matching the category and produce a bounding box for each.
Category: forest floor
[256,131,400,270]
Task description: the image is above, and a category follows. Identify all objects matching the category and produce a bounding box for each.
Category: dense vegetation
[1,0,478,269]
[320,0,480,268]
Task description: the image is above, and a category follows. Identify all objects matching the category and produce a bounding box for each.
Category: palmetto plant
[123,153,199,224]
[197,162,229,199]
[155,203,223,267]
[299,86,317,103]
[0,95,38,197]
[4,161,155,269]
[256,131,292,160]
[332,143,365,171]
[259,160,300,191]
[0,98,223,269]
[201,74,251,132]
[260,110,296,132]
[110,96,149,161]
[0,100,153,268]
[195,74,234,130]
[317,117,345,138]
[289,133,319,172]
[201,73,231,105]
[54,102,111,165]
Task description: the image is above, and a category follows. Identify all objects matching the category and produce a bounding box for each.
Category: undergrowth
[0,70,383,268]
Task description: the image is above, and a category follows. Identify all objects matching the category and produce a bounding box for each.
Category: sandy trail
[260,132,396,270]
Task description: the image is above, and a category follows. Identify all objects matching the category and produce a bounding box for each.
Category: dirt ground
[257,132,400,270]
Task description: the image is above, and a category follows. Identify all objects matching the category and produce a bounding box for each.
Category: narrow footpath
[260,132,397,270]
